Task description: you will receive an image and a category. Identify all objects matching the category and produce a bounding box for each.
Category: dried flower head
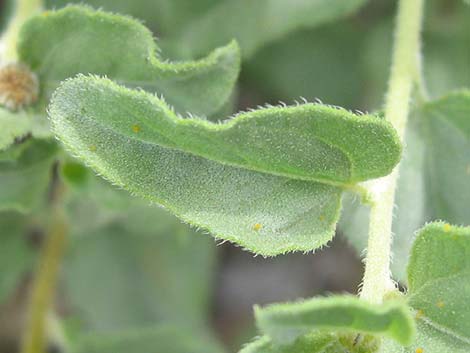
[0,63,39,110]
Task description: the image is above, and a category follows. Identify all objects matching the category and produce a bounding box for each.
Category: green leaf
[0,211,36,304]
[48,75,401,255]
[0,108,32,151]
[0,139,57,212]
[255,295,415,346]
[341,90,470,282]
[64,197,217,329]
[240,333,384,353]
[166,0,368,59]
[72,325,224,353]
[239,334,345,353]
[18,5,240,116]
[245,22,366,110]
[53,76,400,184]
[339,116,429,283]
[380,322,470,353]
[407,223,470,340]
[45,0,219,35]
[419,91,470,223]
[380,223,470,353]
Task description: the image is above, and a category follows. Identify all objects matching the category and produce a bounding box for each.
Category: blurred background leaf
[0,0,469,352]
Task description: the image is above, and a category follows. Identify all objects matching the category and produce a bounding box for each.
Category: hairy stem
[360,0,425,303]
[20,210,67,353]
[1,0,43,62]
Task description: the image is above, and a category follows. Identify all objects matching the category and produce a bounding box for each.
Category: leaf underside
[48,75,401,255]
[239,334,343,353]
[18,5,240,116]
[383,223,470,353]
[255,295,414,346]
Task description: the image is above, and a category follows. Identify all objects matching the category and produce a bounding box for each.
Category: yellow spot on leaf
[443,224,451,233]
[415,309,424,319]
[88,145,97,152]
[319,215,325,221]
[416,348,424,353]
[437,301,445,308]
[253,223,262,231]
[132,124,141,133]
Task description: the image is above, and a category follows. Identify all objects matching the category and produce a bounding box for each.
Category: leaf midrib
[75,100,365,193]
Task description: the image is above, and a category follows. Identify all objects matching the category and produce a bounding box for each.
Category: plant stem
[1,0,43,62]
[360,0,425,303]
[20,210,68,353]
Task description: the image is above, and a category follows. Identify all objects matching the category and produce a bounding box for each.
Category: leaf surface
[245,23,366,110]
[167,0,368,58]
[0,212,36,304]
[255,296,414,346]
[45,0,219,34]
[407,223,470,341]
[64,198,215,331]
[341,90,470,282]
[0,139,57,212]
[0,109,32,151]
[72,325,224,353]
[380,223,470,353]
[49,75,401,255]
[420,92,470,224]
[239,334,344,353]
[18,5,240,116]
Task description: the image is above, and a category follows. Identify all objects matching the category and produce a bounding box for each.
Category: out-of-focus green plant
[0,0,468,353]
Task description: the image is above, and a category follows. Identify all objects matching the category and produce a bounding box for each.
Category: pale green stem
[360,0,425,303]
[20,210,68,353]
[1,0,43,62]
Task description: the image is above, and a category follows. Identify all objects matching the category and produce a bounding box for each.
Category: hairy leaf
[53,76,399,184]
[341,90,470,282]
[72,325,224,353]
[240,333,383,353]
[380,321,469,353]
[18,5,240,116]
[167,0,368,58]
[0,139,57,212]
[339,117,429,282]
[49,75,401,255]
[239,334,344,353]
[380,223,470,353]
[407,223,470,341]
[255,296,414,346]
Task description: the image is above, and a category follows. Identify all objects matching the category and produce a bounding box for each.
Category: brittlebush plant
[0,1,468,353]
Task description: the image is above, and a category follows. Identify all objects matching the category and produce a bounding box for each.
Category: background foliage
[0,0,468,352]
